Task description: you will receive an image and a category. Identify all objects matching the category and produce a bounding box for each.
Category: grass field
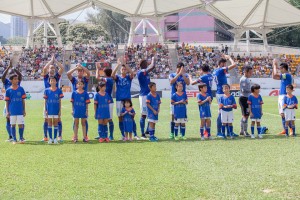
[0,96,300,199]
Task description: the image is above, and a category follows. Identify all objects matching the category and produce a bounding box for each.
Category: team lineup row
[2,54,295,144]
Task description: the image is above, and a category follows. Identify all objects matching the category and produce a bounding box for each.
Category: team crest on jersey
[17,92,21,96]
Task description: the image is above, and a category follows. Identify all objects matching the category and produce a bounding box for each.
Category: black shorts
[239,96,249,116]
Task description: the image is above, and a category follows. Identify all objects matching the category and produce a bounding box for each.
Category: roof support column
[53,19,63,47]
[26,18,34,48]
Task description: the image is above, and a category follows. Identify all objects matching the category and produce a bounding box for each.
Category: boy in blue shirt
[282,84,298,137]
[218,84,237,139]
[171,82,188,140]
[146,82,161,142]
[197,83,213,140]
[247,84,264,139]
[5,74,26,144]
[44,77,64,144]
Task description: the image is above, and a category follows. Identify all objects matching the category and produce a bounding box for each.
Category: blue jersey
[197,73,213,98]
[5,86,26,116]
[213,67,228,94]
[44,73,61,88]
[169,73,189,98]
[137,69,150,96]
[121,107,135,133]
[218,94,237,112]
[71,76,89,92]
[171,92,188,119]
[146,92,161,121]
[247,94,264,119]
[115,74,132,101]
[94,92,111,119]
[71,91,90,118]
[197,93,211,118]
[283,95,298,110]
[3,78,21,90]
[280,73,292,95]
[104,77,114,103]
[44,88,64,115]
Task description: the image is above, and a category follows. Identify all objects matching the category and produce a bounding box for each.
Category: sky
[0,8,97,24]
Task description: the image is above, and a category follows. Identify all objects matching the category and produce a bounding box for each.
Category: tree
[87,9,130,43]
[6,37,26,45]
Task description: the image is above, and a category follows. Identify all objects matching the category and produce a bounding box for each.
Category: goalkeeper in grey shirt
[239,66,253,136]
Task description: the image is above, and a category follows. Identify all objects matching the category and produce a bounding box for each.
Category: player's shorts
[109,103,114,119]
[10,115,25,125]
[48,115,59,119]
[170,103,174,115]
[148,119,158,123]
[200,117,211,120]
[174,118,188,124]
[139,95,147,115]
[239,96,249,116]
[251,118,261,122]
[284,109,296,121]
[220,110,234,123]
[116,100,124,117]
[278,95,285,114]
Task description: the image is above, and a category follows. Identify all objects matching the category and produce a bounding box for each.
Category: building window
[166,24,178,31]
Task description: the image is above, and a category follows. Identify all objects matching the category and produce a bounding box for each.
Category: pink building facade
[132,9,232,43]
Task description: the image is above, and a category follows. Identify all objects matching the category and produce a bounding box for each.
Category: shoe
[181,136,187,140]
[169,133,174,139]
[105,138,110,142]
[19,139,25,144]
[123,137,128,142]
[208,136,214,140]
[99,138,105,143]
[289,128,294,136]
[278,130,286,135]
[239,131,244,136]
[251,134,255,139]
[134,136,140,140]
[231,132,239,137]
[217,133,225,138]
[149,136,157,142]
[5,138,13,142]
[174,136,180,141]
[41,137,48,142]
[244,132,251,137]
[204,130,208,138]
[153,136,159,141]
[129,138,133,141]
[48,139,53,144]
[94,136,100,140]
[53,139,58,144]
[108,136,114,141]
[258,134,263,139]
[83,137,89,143]
[72,137,78,143]
[201,136,205,141]
[57,136,63,142]
[141,135,147,140]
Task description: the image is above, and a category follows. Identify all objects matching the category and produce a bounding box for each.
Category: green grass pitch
[0,96,300,199]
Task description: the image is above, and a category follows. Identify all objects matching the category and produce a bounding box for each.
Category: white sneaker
[251,134,255,139]
[201,136,205,141]
[53,139,58,144]
[48,139,53,144]
[134,136,140,140]
[258,134,263,139]
[5,138,13,142]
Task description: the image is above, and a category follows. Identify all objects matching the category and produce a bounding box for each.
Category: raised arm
[2,60,12,83]
[55,58,64,75]
[112,57,122,80]
[95,62,101,80]
[42,55,54,76]
[272,59,280,80]
[146,57,156,73]
[225,55,236,71]
[82,64,91,79]
[67,65,78,80]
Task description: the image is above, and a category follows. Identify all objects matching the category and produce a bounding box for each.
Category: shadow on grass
[22,134,297,145]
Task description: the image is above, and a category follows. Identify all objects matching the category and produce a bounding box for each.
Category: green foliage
[6,36,26,45]
[0,97,300,199]
[87,9,130,43]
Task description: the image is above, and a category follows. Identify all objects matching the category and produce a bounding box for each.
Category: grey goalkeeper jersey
[239,76,251,97]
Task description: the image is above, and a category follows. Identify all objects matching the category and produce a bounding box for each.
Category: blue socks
[119,122,125,137]
[180,126,186,137]
[170,122,175,134]
[174,126,179,137]
[228,126,233,137]
[206,127,211,137]
[133,121,137,137]
[251,126,254,135]
[53,126,58,139]
[217,114,222,133]
[140,117,146,135]
[19,127,24,140]
[103,125,108,138]
[200,127,204,137]
[257,126,261,135]
[149,128,154,137]
[6,121,11,138]
[221,125,226,135]
[11,126,16,141]
[98,124,102,138]
[285,125,289,136]
[58,121,62,137]
[48,126,53,139]
[86,121,88,135]
[109,121,114,138]
[282,117,286,129]
[43,122,48,138]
